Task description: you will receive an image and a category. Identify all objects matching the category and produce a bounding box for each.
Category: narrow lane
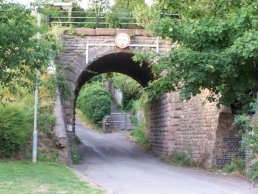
[74,121,257,194]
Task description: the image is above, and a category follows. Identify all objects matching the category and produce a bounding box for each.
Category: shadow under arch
[75,52,154,97]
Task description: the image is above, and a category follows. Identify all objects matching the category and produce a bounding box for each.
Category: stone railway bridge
[54,28,241,168]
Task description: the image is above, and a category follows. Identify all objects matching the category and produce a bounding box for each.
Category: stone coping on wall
[73,28,153,37]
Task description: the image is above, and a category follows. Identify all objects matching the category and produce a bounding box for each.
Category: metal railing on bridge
[47,10,140,28]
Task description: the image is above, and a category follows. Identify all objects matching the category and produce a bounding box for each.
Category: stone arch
[71,52,153,131]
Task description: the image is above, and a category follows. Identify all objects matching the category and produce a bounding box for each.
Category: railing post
[96,13,99,28]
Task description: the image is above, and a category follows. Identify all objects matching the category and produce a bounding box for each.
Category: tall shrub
[0,105,33,158]
[77,83,112,124]
[112,74,143,110]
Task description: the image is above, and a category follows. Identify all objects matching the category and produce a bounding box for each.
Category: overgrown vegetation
[130,124,150,151]
[77,82,112,125]
[70,135,83,164]
[0,161,103,194]
[0,1,61,92]
[134,0,257,109]
[106,0,145,28]
[0,73,59,161]
[234,108,258,181]
[161,150,194,167]
[53,72,72,101]
[76,108,102,131]
[0,105,33,158]
[128,92,150,151]
[112,73,143,111]
[222,156,245,174]
[247,162,258,182]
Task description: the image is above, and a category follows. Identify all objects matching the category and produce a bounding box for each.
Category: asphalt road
[74,121,258,194]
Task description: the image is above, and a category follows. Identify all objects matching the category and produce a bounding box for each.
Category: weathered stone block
[96,28,116,36]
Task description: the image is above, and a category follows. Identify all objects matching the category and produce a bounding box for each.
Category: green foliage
[53,72,71,101]
[0,72,58,161]
[77,83,112,124]
[137,0,258,108]
[247,162,258,182]
[38,112,56,136]
[0,2,60,92]
[107,0,144,28]
[71,135,83,164]
[222,156,245,174]
[112,74,143,110]
[130,124,150,151]
[129,93,150,150]
[106,5,132,28]
[115,0,145,9]
[71,6,104,28]
[234,111,258,158]
[234,104,258,181]
[0,105,33,158]
[163,150,194,167]
[76,108,102,131]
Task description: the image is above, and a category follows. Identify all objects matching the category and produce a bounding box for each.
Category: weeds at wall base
[70,135,83,164]
[161,150,195,167]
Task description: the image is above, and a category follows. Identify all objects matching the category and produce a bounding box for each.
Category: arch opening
[75,52,153,97]
[72,52,153,132]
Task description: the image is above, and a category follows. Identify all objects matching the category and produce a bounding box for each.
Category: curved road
[74,121,257,194]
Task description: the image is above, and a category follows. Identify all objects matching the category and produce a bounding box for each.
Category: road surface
[74,121,258,194]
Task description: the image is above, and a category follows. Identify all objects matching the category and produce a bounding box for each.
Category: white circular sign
[115,33,130,49]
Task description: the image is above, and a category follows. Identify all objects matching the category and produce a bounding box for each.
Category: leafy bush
[112,74,143,110]
[54,73,71,101]
[247,162,258,182]
[77,83,112,124]
[106,0,144,28]
[106,5,132,28]
[38,111,56,136]
[0,105,33,158]
[222,156,245,174]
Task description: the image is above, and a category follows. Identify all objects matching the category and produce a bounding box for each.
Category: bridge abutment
[148,90,241,168]
[55,28,242,168]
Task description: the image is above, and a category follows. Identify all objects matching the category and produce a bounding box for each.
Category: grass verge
[76,108,102,132]
[130,124,150,151]
[0,161,103,194]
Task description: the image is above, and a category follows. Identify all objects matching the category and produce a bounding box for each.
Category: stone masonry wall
[148,90,241,168]
[56,28,241,168]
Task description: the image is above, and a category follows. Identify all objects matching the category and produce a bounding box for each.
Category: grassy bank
[0,161,103,194]
[130,124,150,151]
[76,108,102,131]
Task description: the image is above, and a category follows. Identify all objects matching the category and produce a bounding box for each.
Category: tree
[115,0,145,9]
[88,0,110,27]
[0,1,59,93]
[139,0,258,110]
